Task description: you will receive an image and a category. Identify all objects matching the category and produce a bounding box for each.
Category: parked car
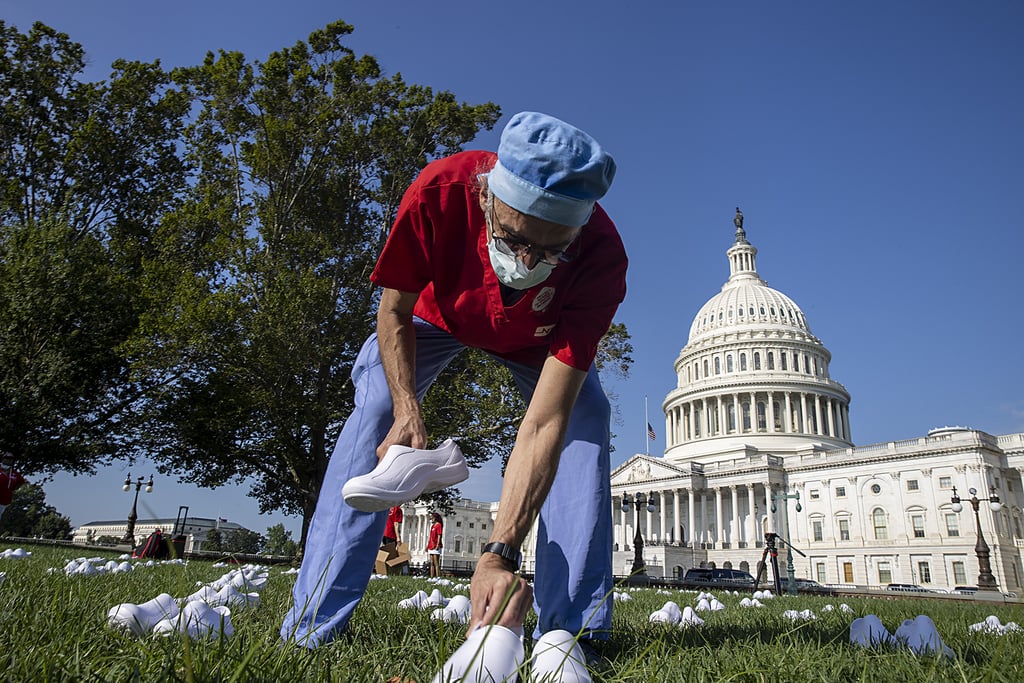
[885,583,936,593]
[952,586,979,595]
[793,578,837,595]
[682,568,756,588]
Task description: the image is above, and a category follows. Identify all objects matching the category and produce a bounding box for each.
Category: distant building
[396,499,542,575]
[72,517,248,553]
[608,219,1024,592]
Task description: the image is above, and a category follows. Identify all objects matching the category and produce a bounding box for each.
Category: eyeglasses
[486,203,577,266]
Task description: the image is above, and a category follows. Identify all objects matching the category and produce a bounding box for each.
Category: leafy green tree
[264,523,297,557]
[203,528,222,552]
[0,21,191,475]
[223,528,264,555]
[132,20,500,552]
[33,511,72,539]
[0,483,69,537]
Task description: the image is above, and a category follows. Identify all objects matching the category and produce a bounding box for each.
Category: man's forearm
[488,422,564,549]
[376,290,420,417]
[485,356,587,552]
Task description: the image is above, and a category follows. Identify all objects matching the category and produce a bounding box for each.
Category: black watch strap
[481,541,522,569]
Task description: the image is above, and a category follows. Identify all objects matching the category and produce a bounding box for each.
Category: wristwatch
[481,541,522,570]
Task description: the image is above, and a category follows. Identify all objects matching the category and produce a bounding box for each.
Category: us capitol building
[607,210,1024,592]
[396,212,1023,593]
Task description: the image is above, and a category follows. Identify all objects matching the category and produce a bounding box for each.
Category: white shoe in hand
[342,439,469,512]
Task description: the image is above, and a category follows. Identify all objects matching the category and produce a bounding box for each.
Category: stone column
[688,489,696,548]
[767,391,776,433]
[784,392,793,433]
[764,484,775,533]
[730,485,740,547]
[747,483,757,545]
[659,490,667,543]
[715,487,724,547]
[673,489,681,544]
[814,394,823,435]
[826,399,836,438]
[645,497,653,542]
[732,393,741,434]
[800,393,809,433]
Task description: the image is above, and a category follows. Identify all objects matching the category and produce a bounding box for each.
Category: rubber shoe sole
[342,438,469,512]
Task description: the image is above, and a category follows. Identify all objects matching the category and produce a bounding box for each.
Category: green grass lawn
[1,545,1022,682]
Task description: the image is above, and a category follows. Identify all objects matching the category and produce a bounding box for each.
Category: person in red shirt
[382,505,403,546]
[426,512,444,578]
[283,112,626,650]
[0,451,27,518]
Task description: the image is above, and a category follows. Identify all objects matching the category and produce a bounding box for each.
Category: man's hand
[467,554,532,635]
[376,411,428,459]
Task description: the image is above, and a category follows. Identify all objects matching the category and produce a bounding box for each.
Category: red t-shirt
[370,151,627,370]
[427,521,443,551]
[383,506,403,540]
[0,469,25,506]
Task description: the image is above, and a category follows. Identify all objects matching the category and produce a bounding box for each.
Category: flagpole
[644,396,650,456]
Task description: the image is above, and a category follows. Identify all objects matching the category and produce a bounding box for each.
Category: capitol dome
[662,210,852,462]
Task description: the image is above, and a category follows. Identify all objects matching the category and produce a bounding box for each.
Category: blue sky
[5,1,1022,538]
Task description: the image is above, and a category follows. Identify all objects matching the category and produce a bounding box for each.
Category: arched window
[767,352,775,370]
[781,353,788,371]
[727,404,736,431]
[872,508,888,540]
[756,401,766,430]
[773,401,783,430]
[726,355,734,372]
[687,365,691,382]
[703,359,709,377]
[740,353,747,371]
[742,403,751,430]
[793,353,800,372]
[804,354,811,374]
[714,357,721,374]
[753,352,761,370]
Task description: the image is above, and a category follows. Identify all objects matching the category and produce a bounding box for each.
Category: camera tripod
[755,532,806,595]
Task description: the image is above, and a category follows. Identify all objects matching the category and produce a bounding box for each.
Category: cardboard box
[375,542,410,575]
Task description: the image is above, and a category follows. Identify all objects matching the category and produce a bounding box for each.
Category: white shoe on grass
[398,590,429,609]
[153,601,234,639]
[431,624,524,683]
[108,593,180,637]
[529,629,592,683]
[894,615,953,658]
[431,594,472,624]
[342,439,469,513]
[849,614,895,648]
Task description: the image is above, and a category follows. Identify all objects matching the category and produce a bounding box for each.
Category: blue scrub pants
[280,318,614,647]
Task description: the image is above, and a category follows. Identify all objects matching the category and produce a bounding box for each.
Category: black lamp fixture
[122,474,154,550]
[622,491,657,581]
[950,485,1002,590]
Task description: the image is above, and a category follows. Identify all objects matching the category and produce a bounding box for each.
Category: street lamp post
[621,491,657,583]
[950,485,1002,590]
[770,489,802,596]
[122,474,154,550]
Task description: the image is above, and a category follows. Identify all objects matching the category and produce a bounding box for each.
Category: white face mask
[486,219,556,290]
